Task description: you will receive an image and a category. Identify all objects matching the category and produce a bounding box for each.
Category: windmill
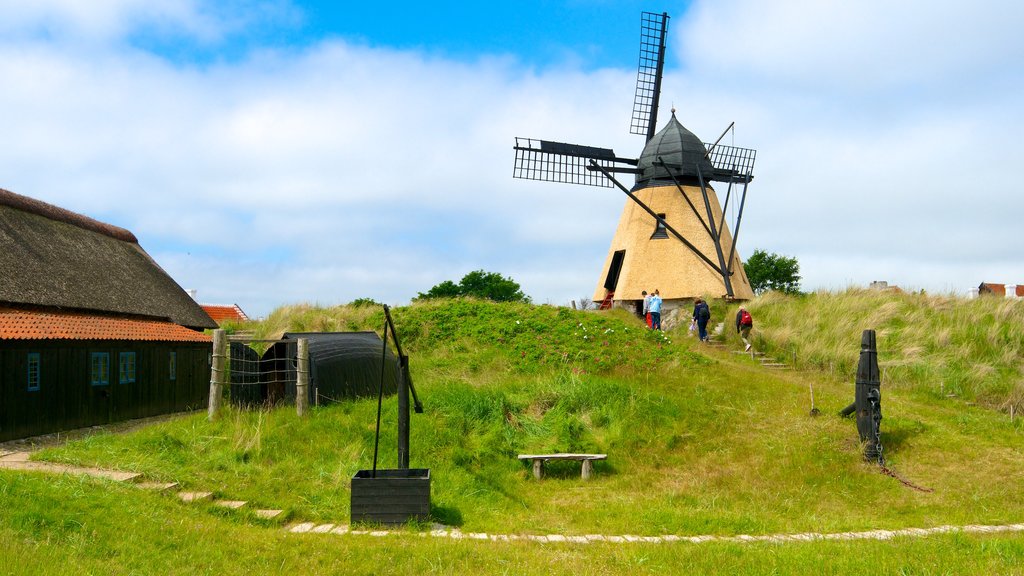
[513,11,757,313]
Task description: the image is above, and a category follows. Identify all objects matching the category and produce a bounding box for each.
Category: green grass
[5,295,1024,574]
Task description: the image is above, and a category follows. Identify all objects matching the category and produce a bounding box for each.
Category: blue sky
[129,1,683,70]
[1,0,1021,316]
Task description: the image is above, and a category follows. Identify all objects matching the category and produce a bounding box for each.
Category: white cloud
[1,0,1021,316]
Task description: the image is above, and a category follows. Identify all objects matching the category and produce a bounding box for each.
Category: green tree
[416,280,461,300]
[416,270,530,303]
[743,249,802,295]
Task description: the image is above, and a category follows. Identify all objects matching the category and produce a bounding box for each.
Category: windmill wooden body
[513,11,757,316]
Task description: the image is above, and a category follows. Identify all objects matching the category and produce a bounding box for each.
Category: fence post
[296,338,309,417]
[208,329,226,421]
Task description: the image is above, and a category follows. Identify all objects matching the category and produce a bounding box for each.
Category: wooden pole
[296,338,309,417]
[207,329,226,421]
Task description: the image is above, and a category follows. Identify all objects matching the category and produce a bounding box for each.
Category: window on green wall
[169,351,177,381]
[119,352,136,384]
[91,353,109,386]
[27,353,40,392]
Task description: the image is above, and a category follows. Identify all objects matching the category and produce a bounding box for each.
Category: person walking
[649,289,663,330]
[694,299,711,342]
[642,290,652,328]
[736,307,754,351]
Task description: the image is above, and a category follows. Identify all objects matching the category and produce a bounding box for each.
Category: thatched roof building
[0,188,215,330]
[0,187,215,441]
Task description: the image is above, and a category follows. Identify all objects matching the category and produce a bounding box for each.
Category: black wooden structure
[0,188,216,441]
[351,305,428,525]
[0,335,211,441]
[840,329,883,462]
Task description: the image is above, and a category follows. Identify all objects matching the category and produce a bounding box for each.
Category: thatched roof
[593,181,754,302]
[0,188,216,330]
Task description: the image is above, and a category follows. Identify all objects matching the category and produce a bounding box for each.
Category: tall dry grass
[741,288,1024,411]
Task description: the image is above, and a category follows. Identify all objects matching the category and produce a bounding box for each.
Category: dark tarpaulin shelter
[263,331,399,406]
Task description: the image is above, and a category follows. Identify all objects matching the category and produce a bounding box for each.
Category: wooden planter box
[350,468,431,525]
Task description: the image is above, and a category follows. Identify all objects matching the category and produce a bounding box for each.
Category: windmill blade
[630,11,670,142]
[704,143,757,183]
[513,138,635,188]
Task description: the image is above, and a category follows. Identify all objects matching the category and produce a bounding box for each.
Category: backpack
[740,309,752,326]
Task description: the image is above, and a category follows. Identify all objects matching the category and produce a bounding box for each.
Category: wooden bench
[517,453,607,480]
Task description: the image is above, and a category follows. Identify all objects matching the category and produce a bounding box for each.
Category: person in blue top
[649,289,663,330]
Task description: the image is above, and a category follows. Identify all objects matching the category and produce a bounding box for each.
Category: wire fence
[227,339,296,407]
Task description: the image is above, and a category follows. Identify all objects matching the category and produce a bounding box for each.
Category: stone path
[285,521,1024,545]
[4,449,1023,546]
[0,450,284,520]
[730,348,791,369]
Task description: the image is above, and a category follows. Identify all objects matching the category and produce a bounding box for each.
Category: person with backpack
[693,299,711,342]
[736,307,754,351]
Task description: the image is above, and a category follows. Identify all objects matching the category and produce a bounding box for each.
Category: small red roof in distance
[201,304,249,323]
[0,309,212,342]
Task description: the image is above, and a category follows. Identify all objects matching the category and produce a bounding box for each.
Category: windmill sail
[512,138,637,188]
[630,12,670,142]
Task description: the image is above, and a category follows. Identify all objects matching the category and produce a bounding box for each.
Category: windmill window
[169,351,177,381]
[91,353,110,386]
[27,353,40,392]
[651,213,669,239]
[119,352,136,384]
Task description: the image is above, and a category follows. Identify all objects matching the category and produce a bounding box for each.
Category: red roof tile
[0,309,212,342]
[201,304,249,323]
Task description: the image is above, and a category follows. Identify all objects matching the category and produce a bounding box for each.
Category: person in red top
[736,307,754,351]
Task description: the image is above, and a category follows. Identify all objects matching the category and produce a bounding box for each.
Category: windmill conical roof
[635,111,714,187]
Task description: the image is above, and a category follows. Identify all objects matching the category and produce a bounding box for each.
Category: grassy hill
[744,289,1024,410]
[3,293,1024,574]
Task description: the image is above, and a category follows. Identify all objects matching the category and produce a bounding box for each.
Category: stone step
[215,500,248,510]
[0,459,141,482]
[137,481,179,492]
[177,491,213,503]
[255,509,285,520]
[0,451,31,462]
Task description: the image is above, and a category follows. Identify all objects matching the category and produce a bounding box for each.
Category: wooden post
[532,459,543,480]
[582,459,594,480]
[207,329,226,421]
[296,338,309,417]
[571,300,577,310]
